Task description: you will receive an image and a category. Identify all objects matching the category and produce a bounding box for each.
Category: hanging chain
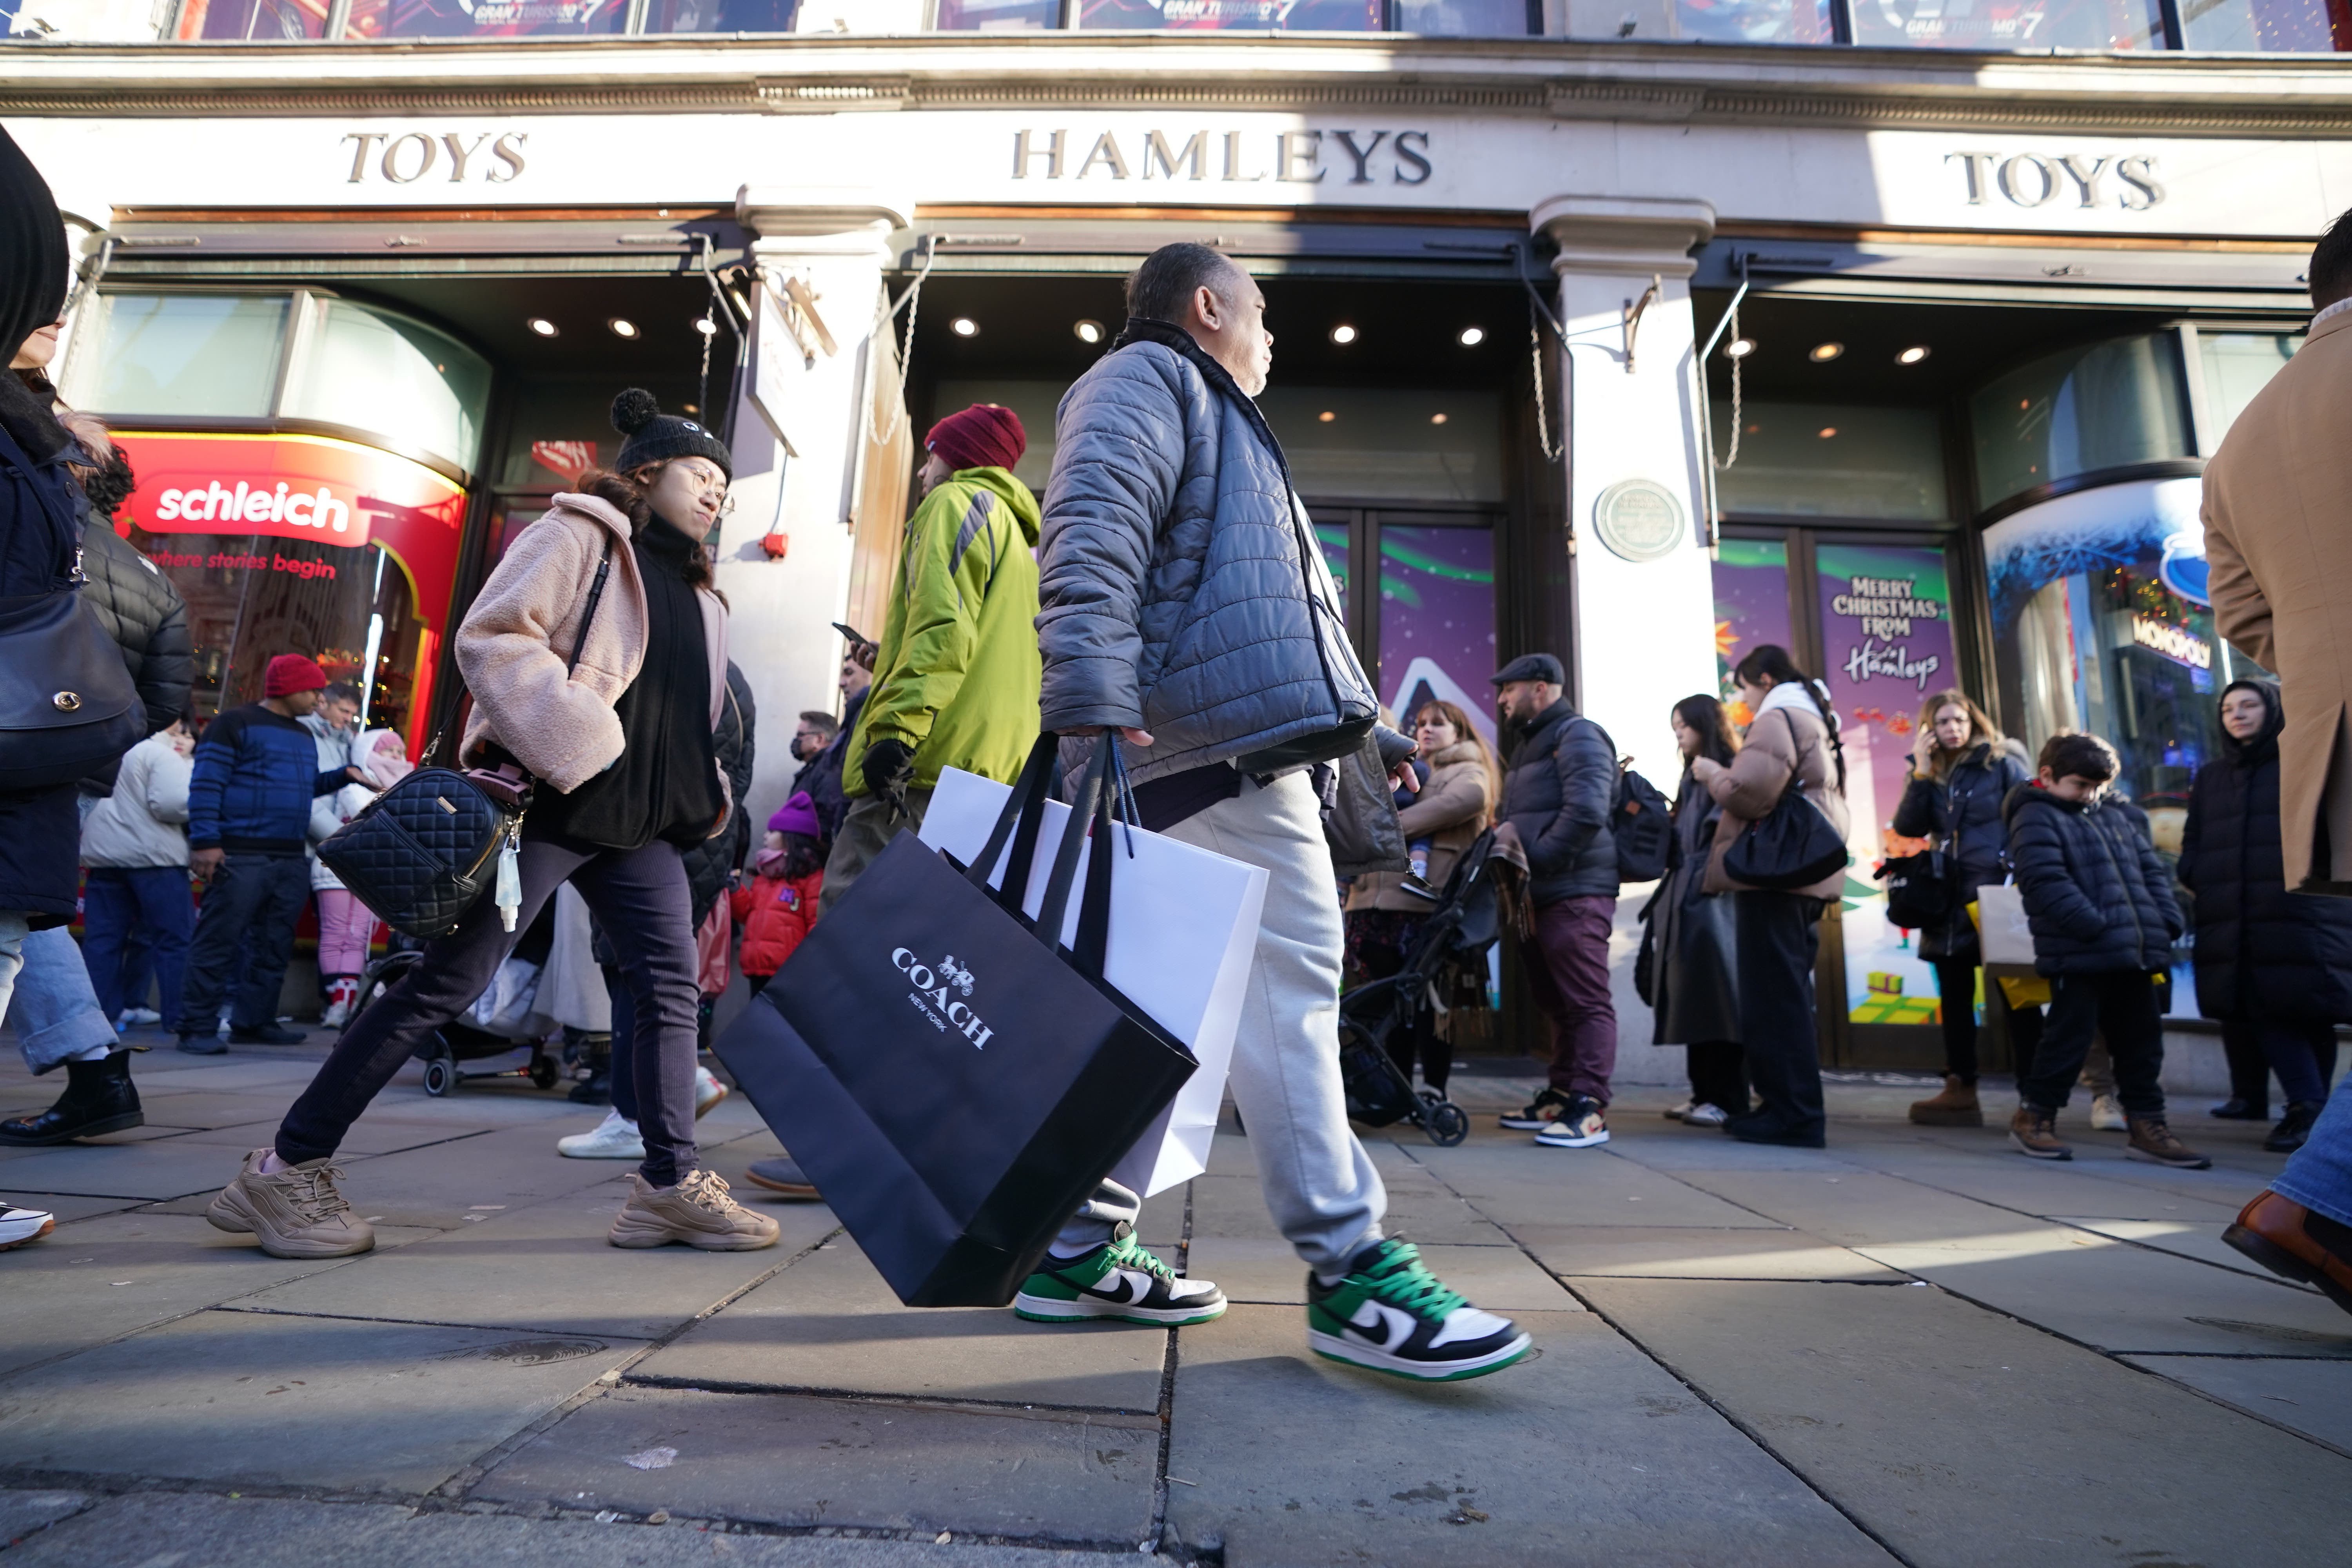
[1529,306,1563,464]
[865,235,936,449]
[1713,301,1742,472]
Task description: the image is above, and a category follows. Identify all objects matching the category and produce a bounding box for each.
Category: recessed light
[607,318,639,339]
[1723,337,1756,359]
[1330,324,1357,345]
[951,317,979,338]
[1430,412,1449,425]
[1897,345,1931,365]
[1818,427,1838,439]
[692,317,718,338]
[526,318,558,338]
[1458,327,1485,347]
[1318,410,1336,423]
[1073,319,1103,345]
[1809,342,1844,363]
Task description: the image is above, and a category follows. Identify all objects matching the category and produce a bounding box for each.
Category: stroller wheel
[421,1053,455,1097]
[1425,1100,1470,1147]
[528,1054,559,1091]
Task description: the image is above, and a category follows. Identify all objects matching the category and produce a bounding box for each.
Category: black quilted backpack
[319,536,614,939]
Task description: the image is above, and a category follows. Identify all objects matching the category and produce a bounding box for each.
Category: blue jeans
[80,866,194,1024]
[2274,1071,2352,1229]
[7,926,119,1074]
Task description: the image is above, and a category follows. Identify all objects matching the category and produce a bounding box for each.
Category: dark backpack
[1612,759,1674,882]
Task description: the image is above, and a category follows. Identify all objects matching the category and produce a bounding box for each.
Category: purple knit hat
[768,792,821,838]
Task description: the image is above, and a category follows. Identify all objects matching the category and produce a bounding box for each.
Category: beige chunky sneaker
[608,1170,780,1251]
[206,1149,376,1259]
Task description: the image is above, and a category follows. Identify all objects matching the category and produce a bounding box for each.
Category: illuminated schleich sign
[111,430,463,548]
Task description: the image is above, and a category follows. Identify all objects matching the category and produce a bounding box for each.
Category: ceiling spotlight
[692,317,718,338]
[1073,319,1103,345]
[1430,412,1449,426]
[951,317,980,338]
[1818,427,1839,439]
[1722,337,1756,359]
[1318,410,1337,423]
[1330,324,1357,345]
[526,317,559,338]
[607,318,639,339]
[1897,345,1931,365]
[1458,327,1485,347]
[1808,342,1844,363]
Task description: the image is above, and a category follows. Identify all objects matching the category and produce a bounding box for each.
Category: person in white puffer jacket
[80,720,196,1030]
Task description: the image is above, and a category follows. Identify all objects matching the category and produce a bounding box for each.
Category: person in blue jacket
[174,654,370,1054]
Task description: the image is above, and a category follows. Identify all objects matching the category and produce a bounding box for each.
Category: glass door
[1311,506,1502,748]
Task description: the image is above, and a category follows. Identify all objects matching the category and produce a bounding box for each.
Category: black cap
[612,388,733,481]
[1492,653,1564,687]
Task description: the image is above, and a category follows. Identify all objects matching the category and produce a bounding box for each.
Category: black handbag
[1877,846,1951,930]
[1722,710,1850,892]
[0,589,145,791]
[319,535,614,937]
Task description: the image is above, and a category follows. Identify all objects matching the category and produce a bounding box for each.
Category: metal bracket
[1622,274,1662,374]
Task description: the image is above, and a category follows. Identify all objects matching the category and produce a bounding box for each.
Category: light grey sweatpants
[1059,771,1387,1274]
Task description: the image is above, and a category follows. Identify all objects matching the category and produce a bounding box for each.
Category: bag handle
[964,733,1060,914]
[1034,735,1117,969]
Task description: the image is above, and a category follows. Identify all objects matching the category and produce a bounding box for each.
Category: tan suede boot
[1909,1075,1984,1127]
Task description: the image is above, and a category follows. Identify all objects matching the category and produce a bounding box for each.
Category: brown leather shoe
[2125,1115,2210,1170]
[2227,1191,2352,1318]
[2008,1104,2071,1161]
[1910,1075,1984,1128]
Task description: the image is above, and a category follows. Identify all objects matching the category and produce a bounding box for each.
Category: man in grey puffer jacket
[1022,243,1530,1383]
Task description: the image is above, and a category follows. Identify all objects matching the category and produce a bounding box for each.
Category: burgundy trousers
[1522,895,1618,1105]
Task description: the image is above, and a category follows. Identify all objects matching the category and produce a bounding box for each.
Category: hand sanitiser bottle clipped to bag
[495,821,523,932]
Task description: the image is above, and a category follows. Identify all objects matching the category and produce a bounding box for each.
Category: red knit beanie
[265,654,328,699]
[926,403,1026,474]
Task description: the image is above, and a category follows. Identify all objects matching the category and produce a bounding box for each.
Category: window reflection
[341,0,627,39]
[1971,334,2190,509]
[1565,0,1832,41]
[1848,0,2165,49]
[174,0,328,38]
[1711,402,1947,521]
[1078,0,1384,28]
[640,0,800,27]
[936,0,1063,24]
[60,294,290,421]
[2181,0,2352,49]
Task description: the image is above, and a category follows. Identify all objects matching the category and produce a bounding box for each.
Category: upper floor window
[1566,0,1831,43]
[937,0,1536,28]
[162,0,797,36]
[1849,0,2165,49]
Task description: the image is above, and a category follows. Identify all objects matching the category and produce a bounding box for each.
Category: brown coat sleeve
[1396,759,1487,840]
[1708,710,1796,822]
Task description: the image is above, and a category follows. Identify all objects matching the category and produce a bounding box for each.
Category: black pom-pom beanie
[611,387,733,481]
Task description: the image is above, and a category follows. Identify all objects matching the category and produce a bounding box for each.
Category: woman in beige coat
[205,390,778,1263]
[1344,699,1500,1090]
[1691,644,1851,1148]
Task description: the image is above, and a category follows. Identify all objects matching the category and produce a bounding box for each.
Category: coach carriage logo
[891,947,992,1049]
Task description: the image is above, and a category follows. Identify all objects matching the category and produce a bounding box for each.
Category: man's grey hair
[1126,243,1237,325]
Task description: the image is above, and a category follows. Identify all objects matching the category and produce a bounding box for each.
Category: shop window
[640,0,799,25]
[60,293,290,421]
[928,379,1068,497]
[2198,331,2302,445]
[2180,0,2352,50]
[1075,0,1385,26]
[1970,333,2191,511]
[339,0,626,37]
[1710,537,1795,725]
[283,299,490,475]
[1377,521,1498,746]
[495,376,701,490]
[1565,0,1832,42]
[1848,0,2164,47]
[1260,387,1505,504]
[1711,402,1947,522]
[1391,0,1538,29]
[936,0,1063,23]
[172,0,329,38]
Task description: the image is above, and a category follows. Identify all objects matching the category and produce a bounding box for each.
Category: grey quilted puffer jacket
[1036,318,1377,786]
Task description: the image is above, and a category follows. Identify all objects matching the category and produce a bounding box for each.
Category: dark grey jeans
[276,828,701,1186]
[175,851,310,1036]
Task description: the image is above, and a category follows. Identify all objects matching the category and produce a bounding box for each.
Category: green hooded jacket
[844,465,1042,796]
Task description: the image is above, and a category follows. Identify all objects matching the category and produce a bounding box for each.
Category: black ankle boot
[0,1051,144,1145]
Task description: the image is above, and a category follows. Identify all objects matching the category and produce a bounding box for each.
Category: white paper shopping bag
[921,764,1268,1195]
[1975,882,2038,968]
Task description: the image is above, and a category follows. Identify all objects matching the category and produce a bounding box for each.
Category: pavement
[0,1029,2346,1567]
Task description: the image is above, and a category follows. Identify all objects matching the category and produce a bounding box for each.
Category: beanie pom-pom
[611,387,662,437]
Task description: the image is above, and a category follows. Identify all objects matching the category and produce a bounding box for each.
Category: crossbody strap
[568,535,617,675]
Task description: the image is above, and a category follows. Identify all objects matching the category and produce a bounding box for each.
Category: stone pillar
[719,185,912,841]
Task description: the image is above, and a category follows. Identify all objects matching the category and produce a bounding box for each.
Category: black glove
[862,737,915,800]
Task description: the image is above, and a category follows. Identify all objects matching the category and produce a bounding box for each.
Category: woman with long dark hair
[202,390,780,1259]
[1689,646,1851,1147]
[1892,688,2036,1127]
[1645,695,1746,1126]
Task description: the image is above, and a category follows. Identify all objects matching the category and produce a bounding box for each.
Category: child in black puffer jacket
[2003,731,2206,1169]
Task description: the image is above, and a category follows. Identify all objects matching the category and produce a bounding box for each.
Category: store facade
[6,32,2345,1063]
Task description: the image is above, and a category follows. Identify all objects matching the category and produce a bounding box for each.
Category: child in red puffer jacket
[731,793,825,994]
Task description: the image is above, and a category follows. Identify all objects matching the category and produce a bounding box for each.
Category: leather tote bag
[0,589,145,791]
[1722,711,1849,892]
[1877,846,1951,930]
[713,735,1198,1307]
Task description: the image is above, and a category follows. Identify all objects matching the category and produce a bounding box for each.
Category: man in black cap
[1490,653,1624,1150]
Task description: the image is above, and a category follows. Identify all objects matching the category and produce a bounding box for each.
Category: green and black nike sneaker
[1013,1223,1227,1327]
[1307,1238,1532,1381]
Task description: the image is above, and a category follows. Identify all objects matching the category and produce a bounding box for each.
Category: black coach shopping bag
[713,736,1197,1307]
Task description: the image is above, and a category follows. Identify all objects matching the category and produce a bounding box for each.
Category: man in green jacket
[821,403,1042,913]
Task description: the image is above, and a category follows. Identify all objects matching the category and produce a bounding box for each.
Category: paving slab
[0,1138,286,1201]
[1668,1169,2054,1247]
[326,1125,649,1230]
[0,1490,1134,1567]
[71,1089,330,1131]
[2120,1354,2352,1453]
[1840,1147,2256,1223]
[0,1308,635,1494]
[1163,1306,1887,1567]
[1183,1237,1583,1308]
[231,1184,833,1339]
[0,1211,432,1379]
[158,1117,500,1156]
[0,1489,89,1546]
[2057,1216,2321,1289]
[636,1239,1168,1412]
[1417,1145,1786,1229]
[476,1385,1157,1544]
[1853,1231,2352,1355]
[1578,1276,2352,1567]
[1610,1135,1887,1172]
[0,1191,145,1223]
[1512,1225,1902,1281]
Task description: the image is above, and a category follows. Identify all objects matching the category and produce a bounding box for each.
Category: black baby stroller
[345,928,564,1097]
[1336,828,1514,1147]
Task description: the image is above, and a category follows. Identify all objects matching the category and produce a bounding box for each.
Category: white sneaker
[2090,1093,2127,1132]
[693,1066,728,1118]
[1664,1100,1693,1121]
[1682,1102,1730,1128]
[557,1109,644,1160]
[319,998,351,1029]
[0,1203,55,1251]
[117,1007,161,1027]
[1534,1096,1610,1148]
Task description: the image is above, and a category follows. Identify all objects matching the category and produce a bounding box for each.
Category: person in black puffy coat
[1890,690,2034,1127]
[2005,732,2205,1168]
[2181,679,2351,1153]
